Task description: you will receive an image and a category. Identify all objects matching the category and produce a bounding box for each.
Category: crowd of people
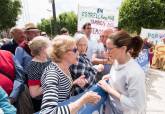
[0,22,147,114]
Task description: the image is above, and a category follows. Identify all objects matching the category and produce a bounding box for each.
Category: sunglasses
[67,48,78,53]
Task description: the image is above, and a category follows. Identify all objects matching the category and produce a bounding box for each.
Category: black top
[25,60,51,86]
[1,39,18,54]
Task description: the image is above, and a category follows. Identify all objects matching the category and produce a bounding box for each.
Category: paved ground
[146,68,165,114]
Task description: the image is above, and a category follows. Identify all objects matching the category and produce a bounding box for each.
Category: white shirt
[87,38,98,61]
[109,58,146,114]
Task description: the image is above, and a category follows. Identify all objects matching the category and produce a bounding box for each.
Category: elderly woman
[70,33,104,95]
[40,35,101,114]
[25,36,51,112]
[98,31,146,114]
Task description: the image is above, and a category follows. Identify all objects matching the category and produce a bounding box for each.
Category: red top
[0,50,15,95]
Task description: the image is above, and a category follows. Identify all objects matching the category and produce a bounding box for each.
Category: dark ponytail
[109,30,144,58]
[129,36,143,58]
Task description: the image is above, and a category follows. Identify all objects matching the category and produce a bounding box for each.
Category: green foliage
[38,11,77,37]
[119,0,165,34]
[38,18,52,36]
[0,0,21,31]
[57,12,77,35]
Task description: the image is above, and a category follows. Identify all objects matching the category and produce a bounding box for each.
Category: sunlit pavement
[146,68,165,114]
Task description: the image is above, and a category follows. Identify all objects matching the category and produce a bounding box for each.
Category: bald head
[103,29,113,35]
[10,27,25,44]
[100,28,113,45]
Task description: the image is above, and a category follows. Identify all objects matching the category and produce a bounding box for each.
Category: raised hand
[73,75,88,88]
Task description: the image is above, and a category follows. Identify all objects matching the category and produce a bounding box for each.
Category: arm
[15,47,24,67]
[99,73,145,111]
[40,70,100,114]
[70,60,88,88]
[0,87,16,114]
[9,56,26,103]
[68,91,101,114]
[92,53,113,65]
[26,63,43,98]
[40,71,71,114]
[29,85,42,98]
[119,74,146,111]
[92,53,106,65]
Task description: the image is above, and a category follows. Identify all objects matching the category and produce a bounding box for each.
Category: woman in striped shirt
[40,35,101,114]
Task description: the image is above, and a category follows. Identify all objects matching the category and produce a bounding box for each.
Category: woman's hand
[97,64,104,72]
[102,74,110,80]
[73,75,88,88]
[81,91,101,104]
[69,91,101,114]
[98,80,121,99]
[98,80,111,93]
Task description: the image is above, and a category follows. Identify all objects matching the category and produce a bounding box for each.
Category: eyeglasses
[106,47,117,51]
[86,27,92,30]
[100,35,108,38]
[67,48,78,53]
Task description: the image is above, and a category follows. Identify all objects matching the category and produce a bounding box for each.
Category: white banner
[140,28,165,44]
[78,6,119,39]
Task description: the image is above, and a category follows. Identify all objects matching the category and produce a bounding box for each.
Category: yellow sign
[152,45,165,70]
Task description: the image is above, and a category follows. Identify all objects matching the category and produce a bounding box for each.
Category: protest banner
[136,49,149,72]
[152,45,165,70]
[140,28,165,44]
[59,84,108,114]
[78,6,119,39]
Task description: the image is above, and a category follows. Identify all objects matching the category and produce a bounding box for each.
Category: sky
[17,0,122,27]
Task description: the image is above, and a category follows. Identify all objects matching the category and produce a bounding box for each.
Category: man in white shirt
[82,22,98,61]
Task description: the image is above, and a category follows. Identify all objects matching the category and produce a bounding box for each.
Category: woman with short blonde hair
[28,36,50,56]
[25,36,51,112]
[49,35,76,62]
[40,35,101,114]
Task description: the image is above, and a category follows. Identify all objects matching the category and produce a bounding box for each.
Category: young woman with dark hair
[98,30,146,114]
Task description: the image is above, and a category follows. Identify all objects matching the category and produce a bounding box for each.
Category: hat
[24,23,38,31]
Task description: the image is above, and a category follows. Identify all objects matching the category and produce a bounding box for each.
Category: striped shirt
[40,62,72,114]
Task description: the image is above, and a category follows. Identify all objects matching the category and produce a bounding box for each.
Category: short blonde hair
[49,35,76,62]
[28,36,50,56]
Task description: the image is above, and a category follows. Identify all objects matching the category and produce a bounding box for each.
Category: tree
[56,11,77,35]
[38,18,52,36]
[0,0,21,31]
[119,0,165,34]
[38,11,77,37]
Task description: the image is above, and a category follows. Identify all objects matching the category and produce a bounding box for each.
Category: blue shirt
[9,55,26,101]
[15,46,32,70]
